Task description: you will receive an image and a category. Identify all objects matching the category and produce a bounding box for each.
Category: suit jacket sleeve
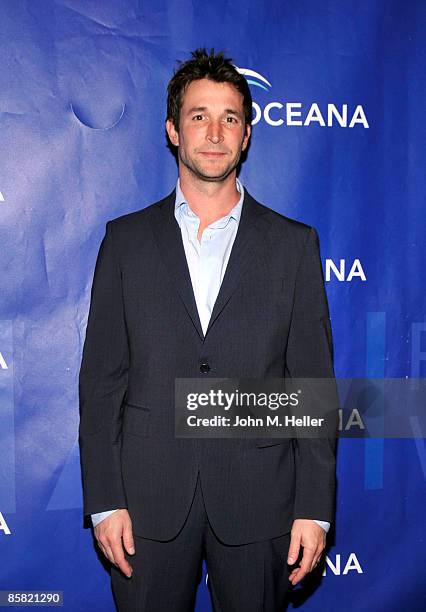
[79,221,129,516]
[285,227,337,524]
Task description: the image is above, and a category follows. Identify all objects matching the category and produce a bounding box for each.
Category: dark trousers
[111,472,292,611]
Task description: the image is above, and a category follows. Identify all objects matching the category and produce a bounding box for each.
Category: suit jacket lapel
[150,189,205,340]
[205,190,268,337]
[149,187,269,343]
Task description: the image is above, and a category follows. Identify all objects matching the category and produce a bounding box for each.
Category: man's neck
[179,170,241,225]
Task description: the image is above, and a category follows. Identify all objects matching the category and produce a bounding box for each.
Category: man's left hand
[287,519,326,585]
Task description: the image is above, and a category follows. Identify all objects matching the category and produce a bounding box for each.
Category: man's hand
[287,519,326,585]
[94,509,135,578]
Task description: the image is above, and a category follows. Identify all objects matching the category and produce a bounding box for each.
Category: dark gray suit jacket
[78,187,336,545]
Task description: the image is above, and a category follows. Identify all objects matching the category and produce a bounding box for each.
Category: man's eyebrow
[224,108,243,119]
[187,106,207,114]
[186,106,243,119]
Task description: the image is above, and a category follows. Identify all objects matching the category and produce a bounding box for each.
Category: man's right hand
[94,509,135,578]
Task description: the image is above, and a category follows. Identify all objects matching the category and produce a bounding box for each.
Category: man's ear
[242,123,251,151]
[166,119,179,146]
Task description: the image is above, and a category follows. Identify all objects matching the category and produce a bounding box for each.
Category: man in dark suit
[79,48,337,611]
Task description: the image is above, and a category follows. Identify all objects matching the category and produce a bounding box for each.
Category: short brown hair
[166,47,253,131]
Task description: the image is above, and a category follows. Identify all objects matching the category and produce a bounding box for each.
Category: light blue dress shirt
[91,178,330,533]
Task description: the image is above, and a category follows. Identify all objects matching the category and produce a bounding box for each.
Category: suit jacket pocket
[122,402,151,438]
[255,438,291,448]
[256,439,288,448]
[241,439,289,449]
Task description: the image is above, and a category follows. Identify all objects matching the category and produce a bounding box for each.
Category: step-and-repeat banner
[1,1,425,610]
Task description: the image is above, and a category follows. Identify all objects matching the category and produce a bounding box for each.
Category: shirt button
[199,362,210,374]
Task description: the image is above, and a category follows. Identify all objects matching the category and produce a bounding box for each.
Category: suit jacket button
[199,362,210,374]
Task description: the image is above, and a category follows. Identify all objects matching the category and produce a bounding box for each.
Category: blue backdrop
[0,1,425,610]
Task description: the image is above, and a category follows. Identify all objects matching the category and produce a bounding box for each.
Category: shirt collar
[174,177,244,227]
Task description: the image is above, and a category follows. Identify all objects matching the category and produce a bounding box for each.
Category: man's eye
[193,115,204,120]
[226,116,238,123]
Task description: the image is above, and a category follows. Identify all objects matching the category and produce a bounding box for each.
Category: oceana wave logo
[235,67,272,93]
[234,65,369,129]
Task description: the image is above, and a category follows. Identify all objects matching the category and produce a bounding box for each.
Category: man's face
[166,78,251,182]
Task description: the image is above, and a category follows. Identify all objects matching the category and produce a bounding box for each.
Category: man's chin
[192,165,236,182]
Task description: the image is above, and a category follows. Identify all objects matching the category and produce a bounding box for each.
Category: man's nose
[206,120,224,144]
